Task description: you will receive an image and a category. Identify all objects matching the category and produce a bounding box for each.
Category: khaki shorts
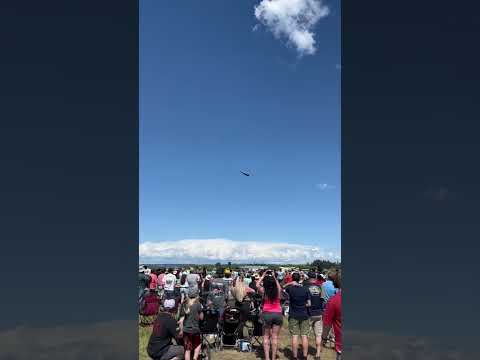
[288,317,310,336]
[310,316,323,337]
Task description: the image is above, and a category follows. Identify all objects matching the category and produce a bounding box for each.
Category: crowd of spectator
[139,265,342,360]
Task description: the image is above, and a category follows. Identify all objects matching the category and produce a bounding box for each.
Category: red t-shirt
[284,274,292,284]
[149,273,158,290]
[322,290,342,353]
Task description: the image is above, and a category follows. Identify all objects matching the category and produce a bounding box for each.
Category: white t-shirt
[163,273,177,292]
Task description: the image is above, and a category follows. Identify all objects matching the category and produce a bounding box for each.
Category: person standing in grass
[178,289,204,360]
[258,270,283,360]
[304,271,325,360]
[285,272,311,360]
[321,270,342,360]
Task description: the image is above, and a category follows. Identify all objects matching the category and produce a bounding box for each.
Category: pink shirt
[149,273,158,290]
[263,296,282,313]
[157,273,165,288]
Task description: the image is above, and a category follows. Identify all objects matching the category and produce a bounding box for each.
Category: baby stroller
[219,306,242,350]
[139,289,160,326]
[199,308,221,357]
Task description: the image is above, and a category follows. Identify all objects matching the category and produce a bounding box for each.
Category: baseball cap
[307,271,317,279]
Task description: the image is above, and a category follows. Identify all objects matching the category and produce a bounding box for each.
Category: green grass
[139,318,337,360]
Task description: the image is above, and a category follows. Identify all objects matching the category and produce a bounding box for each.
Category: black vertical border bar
[0,0,139,358]
[343,0,480,358]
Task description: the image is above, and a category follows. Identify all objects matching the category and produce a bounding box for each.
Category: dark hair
[168,268,174,274]
[263,275,278,302]
[327,270,337,282]
[203,279,210,292]
[292,272,301,283]
[180,273,187,285]
[333,270,342,289]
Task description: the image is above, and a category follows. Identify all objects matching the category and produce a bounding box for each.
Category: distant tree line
[144,259,341,275]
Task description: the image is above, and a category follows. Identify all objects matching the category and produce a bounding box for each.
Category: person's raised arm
[272,271,282,295]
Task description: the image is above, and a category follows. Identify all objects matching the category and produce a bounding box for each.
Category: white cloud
[316,183,336,191]
[139,238,340,264]
[254,0,330,56]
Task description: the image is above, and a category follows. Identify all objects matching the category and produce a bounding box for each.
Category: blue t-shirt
[286,285,310,320]
[321,280,337,303]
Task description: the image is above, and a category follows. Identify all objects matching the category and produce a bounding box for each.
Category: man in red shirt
[148,268,158,290]
[284,271,293,285]
[314,273,326,286]
[321,270,342,360]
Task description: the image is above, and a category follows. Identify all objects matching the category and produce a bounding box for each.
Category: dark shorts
[160,345,184,360]
[262,312,283,327]
[148,344,184,360]
[183,332,201,351]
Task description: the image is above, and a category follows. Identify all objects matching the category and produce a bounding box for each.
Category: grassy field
[139,319,337,360]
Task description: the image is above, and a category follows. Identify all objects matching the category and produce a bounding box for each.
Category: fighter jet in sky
[240,170,251,177]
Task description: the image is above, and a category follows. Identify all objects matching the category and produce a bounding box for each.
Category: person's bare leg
[193,344,201,360]
[271,324,280,360]
[315,335,321,357]
[292,335,299,359]
[263,327,271,360]
[184,350,191,360]
[301,335,309,358]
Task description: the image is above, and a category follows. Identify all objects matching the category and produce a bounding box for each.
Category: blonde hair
[233,277,247,302]
[183,294,199,314]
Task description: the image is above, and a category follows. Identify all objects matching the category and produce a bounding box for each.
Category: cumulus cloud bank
[139,238,340,264]
[254,0,330,56]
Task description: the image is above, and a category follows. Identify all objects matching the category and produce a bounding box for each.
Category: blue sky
[140,0,340,263]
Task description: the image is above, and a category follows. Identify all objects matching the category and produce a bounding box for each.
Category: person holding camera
[258,270,283,360]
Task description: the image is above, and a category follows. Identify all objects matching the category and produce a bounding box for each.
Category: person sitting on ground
[285,272,311,360]
[147,305,184,360]
[304,271,325,360]
[321,270,342,360]
[178,289,204,360]
[258,270,283,360]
